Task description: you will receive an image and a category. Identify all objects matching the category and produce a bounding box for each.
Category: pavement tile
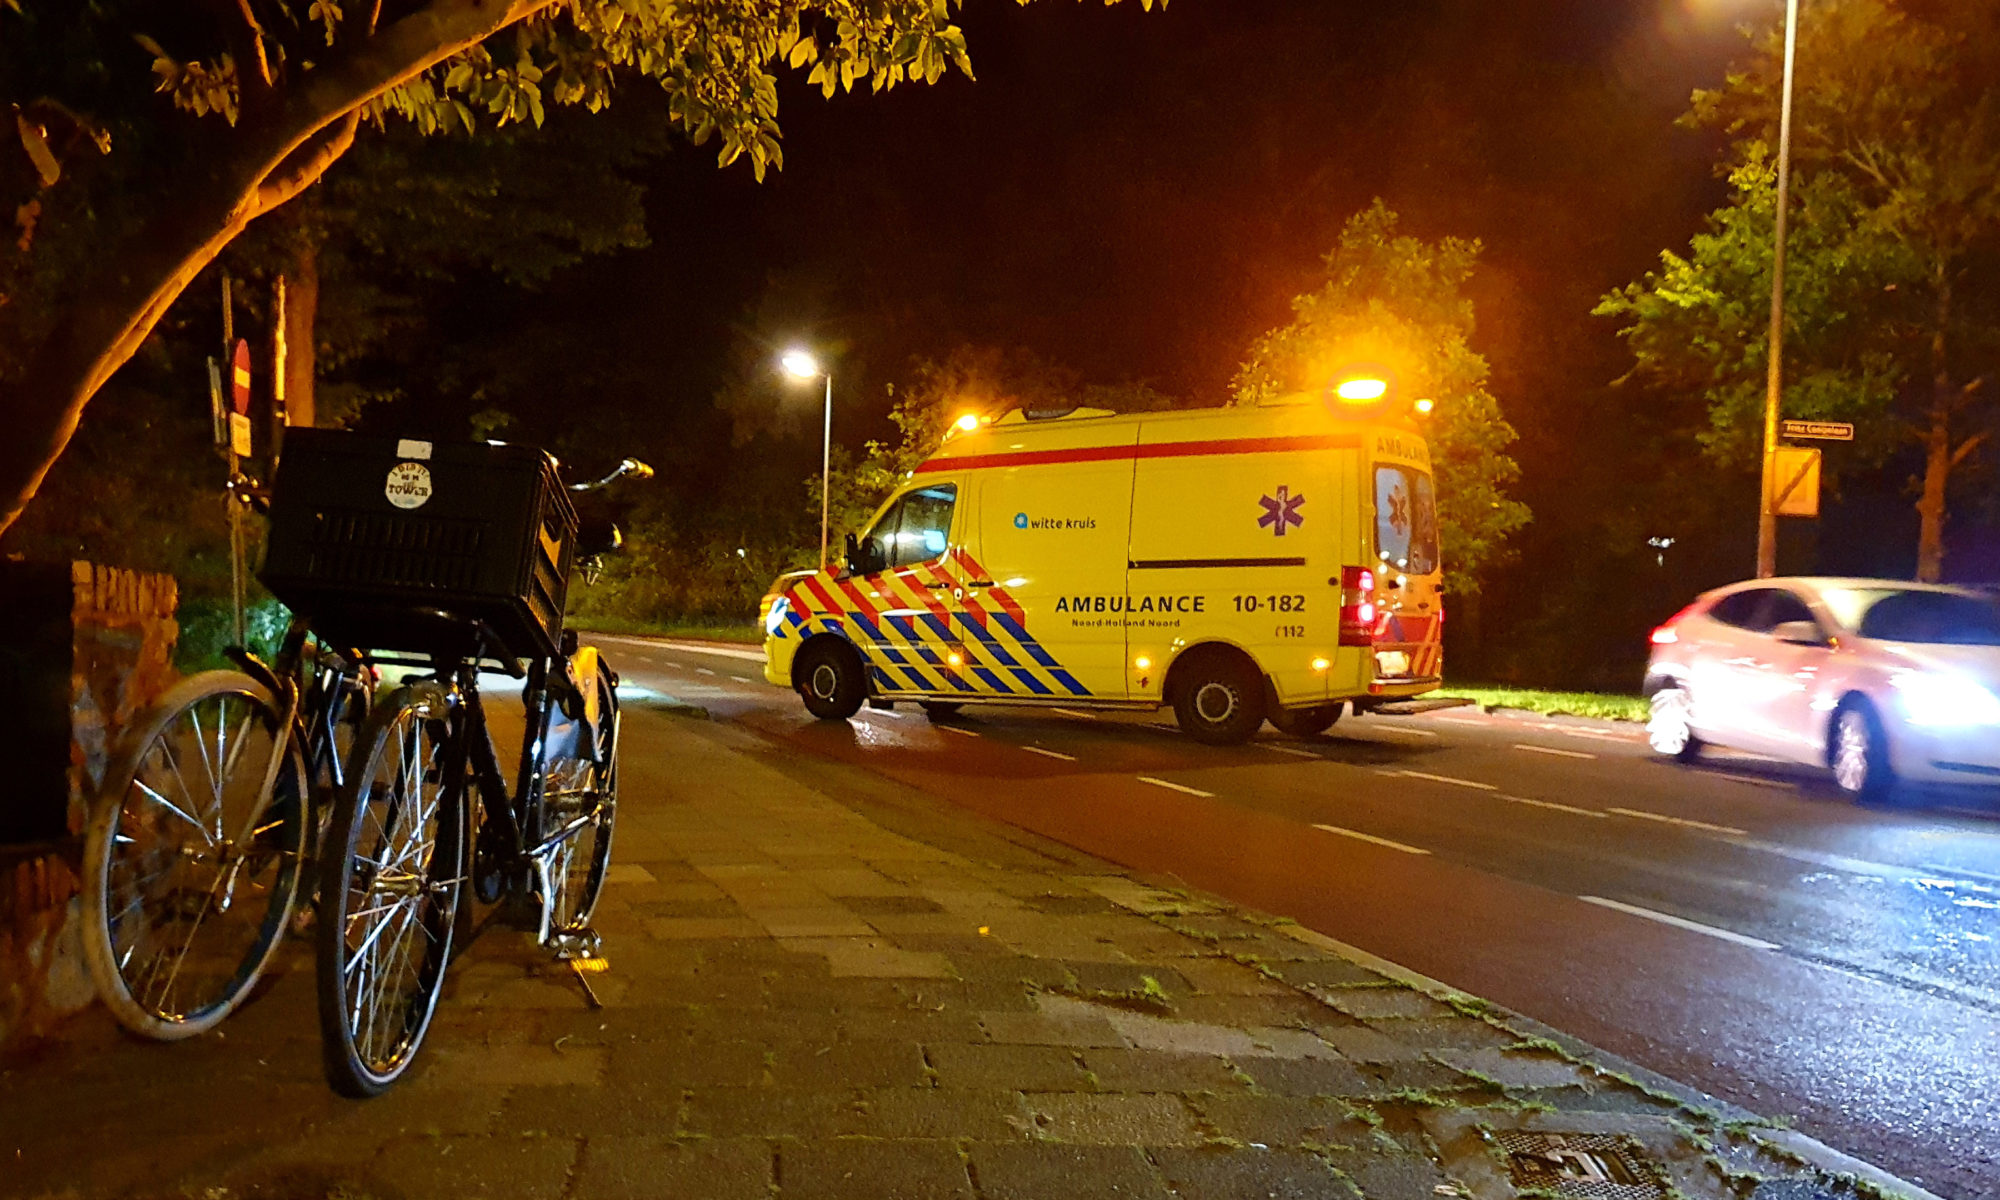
[573,1136,774,1200]
[372,1133,581,1199]
[947,955,1078,991]
[1152,1145,1364,1200]
[1079,1048,1253,1095]
[1369,1015,1521,1049]
[849,1086,1035,1139]
[1192,1095,1378,1150]
[929,1041,1095,1091]
[825,1009,992,1045]
[634,897,745,919]
[1431,1048,1599,1091]
[1360,1059,1495,1097]
[1321,988,1456,1020]
[1234,1055,1377,1098]
[778,936,956,979]
[1023,1092,1204,1145]
[414,1043,607,1088]
[680,1087,867,1138]
[770,1040,930,1088]
[833,891,943,913]
[1065,962,1193,997]
[1265,958,1393,989]
[778,1138,974,1199]
[751,908,878,938]
[498,1077,686,1136]
[1323,1146,1462,1200]
[643,916,771,940]
[1169,992,1334,1029]
[969,1143,1174,1200]
[1171,957,1298,997]
[610,1038,770,1088]
[979,1010,1129,1048]
[888,931,1023,956]
[1307,1023,1431,1064]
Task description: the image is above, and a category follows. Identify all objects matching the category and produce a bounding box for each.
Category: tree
[1233,200,1531,588]
[0,0,1162,541]
[1600,0,2000,580]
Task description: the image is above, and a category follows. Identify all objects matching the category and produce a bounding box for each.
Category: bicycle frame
[220,617,369,856]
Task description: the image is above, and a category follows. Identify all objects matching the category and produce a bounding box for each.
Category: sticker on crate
[384,461,434,509]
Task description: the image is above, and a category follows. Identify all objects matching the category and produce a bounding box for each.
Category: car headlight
[1891,672,2000,727]
[763,595,790,636]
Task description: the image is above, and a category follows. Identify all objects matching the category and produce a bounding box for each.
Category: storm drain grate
[1495,1131,1669,1200]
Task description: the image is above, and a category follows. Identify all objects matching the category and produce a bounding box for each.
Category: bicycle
[304,449,641,1096]
[80,609,372,1039]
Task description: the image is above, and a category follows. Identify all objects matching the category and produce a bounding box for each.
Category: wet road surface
[594,633,2000,1200]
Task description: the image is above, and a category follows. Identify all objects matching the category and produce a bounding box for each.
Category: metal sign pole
[222,275,246,646]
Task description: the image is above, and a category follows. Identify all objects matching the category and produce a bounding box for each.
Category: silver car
[1644,577,2000,802]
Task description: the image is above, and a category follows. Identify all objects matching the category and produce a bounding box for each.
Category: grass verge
[1435,684,1648,723]
[574,616,764,645]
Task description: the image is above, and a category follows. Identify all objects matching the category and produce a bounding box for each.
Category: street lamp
[779,348,835,570]
[1756,0,1801,578]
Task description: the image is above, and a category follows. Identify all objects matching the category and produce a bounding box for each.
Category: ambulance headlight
[764,596,791,635]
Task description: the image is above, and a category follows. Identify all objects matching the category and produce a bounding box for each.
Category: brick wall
[0,561,179,1052]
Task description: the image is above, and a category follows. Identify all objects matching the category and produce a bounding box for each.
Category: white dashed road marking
[1051,707,1100,721]
[1138,777,1214,798]
[1312,824,1432,856]
[937,725,980,738]
[1608,807,1748,837]
[695,667,717,676]
[1022,746,1077,762]
[1578,896,1780,951]
[730,675,754,684]
[1398,770,1498,791]
[1257,744,1319,759]
[1512,743,1598,760]
[1502,795,1608,818]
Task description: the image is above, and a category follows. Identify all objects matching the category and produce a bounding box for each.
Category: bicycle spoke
[130,778,213,844]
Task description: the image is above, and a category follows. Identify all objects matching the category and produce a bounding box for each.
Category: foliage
[1234,201,1531,589]
[1599,0,2000,580]
[1431,685,1647,723]
[0,0,1164,539]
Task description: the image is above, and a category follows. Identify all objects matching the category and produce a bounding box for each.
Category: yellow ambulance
[761,388,1443,744]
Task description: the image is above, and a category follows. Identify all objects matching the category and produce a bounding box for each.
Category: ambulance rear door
[957,425,1137,702]
[1126,416,1365,707]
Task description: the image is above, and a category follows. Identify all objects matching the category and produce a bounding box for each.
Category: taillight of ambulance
[1339,566,1376,646]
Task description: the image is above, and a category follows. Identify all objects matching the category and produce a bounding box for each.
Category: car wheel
[920,701,963,721]
[1172,652,1266,745]
[796,640,866,720]
[1268,703,1342,738]
[1646,684,1703,762]
[1832,701,1896,804]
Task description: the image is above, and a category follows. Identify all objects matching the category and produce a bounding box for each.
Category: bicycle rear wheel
[82,671,307,1040]
[316,684,467,1097]
[541,678,618,941]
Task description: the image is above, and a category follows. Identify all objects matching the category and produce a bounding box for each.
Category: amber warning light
[1339,566,1376,647]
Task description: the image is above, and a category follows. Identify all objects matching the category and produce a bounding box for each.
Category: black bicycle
[267,436,644,1096]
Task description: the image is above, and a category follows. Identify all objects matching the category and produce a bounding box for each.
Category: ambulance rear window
[1375,466,1438,575]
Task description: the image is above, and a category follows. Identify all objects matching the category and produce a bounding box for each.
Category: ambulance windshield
[1374,466,1438,575]
[867,483,958,571]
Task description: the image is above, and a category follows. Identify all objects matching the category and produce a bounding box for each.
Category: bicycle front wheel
[316,685,467,1097]
[542,684,618,940]
[82,670,307,1040]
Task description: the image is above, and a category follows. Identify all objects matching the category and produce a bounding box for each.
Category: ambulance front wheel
[1268,703,1342,738]
[797,640,867,720]
[1172,651,1267,745]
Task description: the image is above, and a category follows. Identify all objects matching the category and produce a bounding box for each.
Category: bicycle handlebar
[568,458,654,493]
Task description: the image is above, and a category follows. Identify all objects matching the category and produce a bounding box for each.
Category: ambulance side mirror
[842,532,859,574]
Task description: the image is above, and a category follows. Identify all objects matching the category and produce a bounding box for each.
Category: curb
[1273,924,1947,1200]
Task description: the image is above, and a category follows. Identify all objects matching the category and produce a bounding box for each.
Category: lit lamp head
[779,349,822,381]
[953,413,981,432]
[1326,364,1396,417]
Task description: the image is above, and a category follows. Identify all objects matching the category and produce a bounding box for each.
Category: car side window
[1764,591,1817,633]
[865,483,958,572]
[1707,590,1771,631]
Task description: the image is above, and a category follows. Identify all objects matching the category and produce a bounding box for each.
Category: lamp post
[780,348,834,570]
[1756,0,1800,578]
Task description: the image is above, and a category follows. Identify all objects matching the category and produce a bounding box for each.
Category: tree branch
[1949,430,1989,470]
[234,0,275,87]
[251,111,359,215]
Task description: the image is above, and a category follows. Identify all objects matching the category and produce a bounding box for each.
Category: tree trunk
[1912,266,1954,583]
[283,236,319,429]
[0,0,551,539]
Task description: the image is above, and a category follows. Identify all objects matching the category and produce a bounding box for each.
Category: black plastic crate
[261,429,577,659]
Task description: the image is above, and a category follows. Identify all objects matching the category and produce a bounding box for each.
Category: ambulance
[761,385,1443,744]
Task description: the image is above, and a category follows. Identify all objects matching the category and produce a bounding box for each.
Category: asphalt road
[593,634,2000,1200]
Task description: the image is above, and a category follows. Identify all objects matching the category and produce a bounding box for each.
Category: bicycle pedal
[549,928,603,962]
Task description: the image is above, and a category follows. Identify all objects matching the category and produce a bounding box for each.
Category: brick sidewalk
[1,704,1912,1200]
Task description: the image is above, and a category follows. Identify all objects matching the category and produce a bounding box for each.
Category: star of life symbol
[1257,486,1305,537]
[1386,484,1410,537]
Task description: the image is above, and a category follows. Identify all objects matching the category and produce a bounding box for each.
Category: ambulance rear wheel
[920,702,963,721]
[797,641,866,720]
[1172,653,1267,745]
[1269,703,1342,738]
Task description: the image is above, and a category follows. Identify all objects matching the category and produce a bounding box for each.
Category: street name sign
[1781,419,1854,442]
